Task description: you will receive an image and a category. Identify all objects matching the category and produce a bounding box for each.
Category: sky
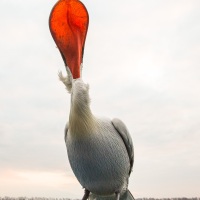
[0,0,200,198]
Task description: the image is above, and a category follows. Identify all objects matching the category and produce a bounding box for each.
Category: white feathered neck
[59,70,97,136]
[69,78,97,135]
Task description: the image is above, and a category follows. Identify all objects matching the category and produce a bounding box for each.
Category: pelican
[49,0,134,199]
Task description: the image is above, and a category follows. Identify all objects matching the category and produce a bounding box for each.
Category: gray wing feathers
[64,122,69,142]
[112,118,134,174]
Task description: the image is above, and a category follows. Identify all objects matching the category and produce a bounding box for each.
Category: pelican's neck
[68,79,96,135]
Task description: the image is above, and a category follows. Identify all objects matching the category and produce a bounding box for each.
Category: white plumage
[49,0,134,198]
[58,70,134,200]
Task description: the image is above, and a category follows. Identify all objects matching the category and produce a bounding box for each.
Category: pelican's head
[71,78,90,109]
[72,79,89,100]
[58,70,90,106]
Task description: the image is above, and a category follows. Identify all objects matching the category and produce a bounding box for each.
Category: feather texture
[62,77,134,198]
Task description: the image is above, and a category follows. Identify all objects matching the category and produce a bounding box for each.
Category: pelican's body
[59,75,134,199]
[67,117,130,195]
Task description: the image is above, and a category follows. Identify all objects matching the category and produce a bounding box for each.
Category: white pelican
[49,0,134,199]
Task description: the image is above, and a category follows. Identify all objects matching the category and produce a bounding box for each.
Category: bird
[49,0,134,200]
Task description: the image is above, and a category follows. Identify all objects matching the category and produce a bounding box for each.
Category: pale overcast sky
[0,0,200,199]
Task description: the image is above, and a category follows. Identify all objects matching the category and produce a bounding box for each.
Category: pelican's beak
[49,0,89,79]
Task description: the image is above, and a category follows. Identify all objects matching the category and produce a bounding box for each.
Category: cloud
[0,169,81,198]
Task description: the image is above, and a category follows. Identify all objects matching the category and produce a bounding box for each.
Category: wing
[112,118,134,175]
[64,122,69,143]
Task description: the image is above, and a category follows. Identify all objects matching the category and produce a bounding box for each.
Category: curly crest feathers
[58,70,72,93]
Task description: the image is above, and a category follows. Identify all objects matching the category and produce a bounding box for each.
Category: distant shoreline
[0,197,200,200]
